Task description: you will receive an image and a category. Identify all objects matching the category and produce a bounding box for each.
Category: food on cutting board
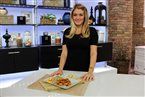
[47,76,72,87]
[66,74,76,78]
[46,76,55,83]
[43,74,81,89]
[56,78,71,86]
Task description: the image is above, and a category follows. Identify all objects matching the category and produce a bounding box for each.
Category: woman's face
[72,8,85,26]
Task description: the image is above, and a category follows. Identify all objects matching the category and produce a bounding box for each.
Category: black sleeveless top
[63,27,98,71]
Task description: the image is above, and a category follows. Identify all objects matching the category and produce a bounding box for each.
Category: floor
[0,62,109,89]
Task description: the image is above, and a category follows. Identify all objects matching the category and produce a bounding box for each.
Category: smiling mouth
[75,20,81,23]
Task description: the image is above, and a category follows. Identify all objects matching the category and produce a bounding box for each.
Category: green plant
[43,14,56,20]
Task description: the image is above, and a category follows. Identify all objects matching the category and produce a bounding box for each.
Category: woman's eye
[73,14,77,16]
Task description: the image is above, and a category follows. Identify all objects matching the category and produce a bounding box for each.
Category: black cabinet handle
[58,56,61,58]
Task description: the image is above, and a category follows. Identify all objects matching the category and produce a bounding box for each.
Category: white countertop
[135,46,145,49]
[0,67,144,97]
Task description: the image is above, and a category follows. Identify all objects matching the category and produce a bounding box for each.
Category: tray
[43,76,81,89]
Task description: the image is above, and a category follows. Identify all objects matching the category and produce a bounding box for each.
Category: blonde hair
[66,3,90,38]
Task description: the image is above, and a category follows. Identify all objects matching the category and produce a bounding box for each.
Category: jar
[0,8,8,16]
[19,0,26,5]
[94,2,107,24]
[98,31,104,42]
[55,33,61,45]
[16,33,23,47]
[62,12,70,25]
[49,32,56,44]
[24,31,32,47]
[9,33,17,46]
[43,32,48,36]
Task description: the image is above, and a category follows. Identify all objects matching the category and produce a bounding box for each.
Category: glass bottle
[16,33,23,47]
[24,31,32,47]
[9,33,17,47]
[98,30,104,42]
[49,32,56,45]
[55,33,61,45]
[64,0,70,8]
[19,0,26,5]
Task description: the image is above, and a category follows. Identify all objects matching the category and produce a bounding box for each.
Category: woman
[51,4,98,81]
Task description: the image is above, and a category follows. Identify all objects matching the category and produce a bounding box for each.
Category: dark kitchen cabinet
[97,42,112,62]
[0,47,39,74]
[39,45,61,68]
[0,49,15,74]
[39,42,112,69]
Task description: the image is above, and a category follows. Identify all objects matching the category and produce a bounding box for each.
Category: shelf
[37,24,69,26]
[0,45,37,49]
[0,4,35,8]
[37,24,107,27]
[37,24,108,27]
[0,24,107,27]
[91,24,107,26]
[37,6,72,10]
[0,24,36,26]
[38,44,62,47]
[0,1,108,48]
[0,4,71,9]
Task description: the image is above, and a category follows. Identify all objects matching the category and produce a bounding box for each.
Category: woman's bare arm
[58,45,68,70]
[88,45,97,73]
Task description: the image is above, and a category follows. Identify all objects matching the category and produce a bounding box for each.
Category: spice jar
[55,33,61,45]
[16,33,23,47]
[24,31,32,47]
[0,8,8,16]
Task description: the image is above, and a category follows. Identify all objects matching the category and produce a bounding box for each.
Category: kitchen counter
[0,67,144,97]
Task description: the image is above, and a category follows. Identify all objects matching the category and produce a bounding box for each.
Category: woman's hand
[49,69,63,76]
[81,72,94,81]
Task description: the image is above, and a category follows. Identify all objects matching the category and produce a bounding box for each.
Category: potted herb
[41,14,56,24]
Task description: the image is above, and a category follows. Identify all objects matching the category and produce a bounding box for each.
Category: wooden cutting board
[28,74,89,96]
